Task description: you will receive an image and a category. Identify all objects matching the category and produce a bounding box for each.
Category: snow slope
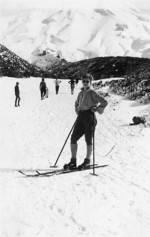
[0,77,150,237]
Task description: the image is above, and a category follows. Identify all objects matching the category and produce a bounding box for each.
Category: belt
[79,109,93,113]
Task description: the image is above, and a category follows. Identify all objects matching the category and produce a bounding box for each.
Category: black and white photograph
[0,0,150,236]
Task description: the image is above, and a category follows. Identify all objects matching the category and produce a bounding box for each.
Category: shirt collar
[81,86,90,91]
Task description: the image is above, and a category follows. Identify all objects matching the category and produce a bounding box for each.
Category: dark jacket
[15,85,20,97]
[40,81,46,90]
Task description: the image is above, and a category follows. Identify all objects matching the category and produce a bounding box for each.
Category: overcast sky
[0,0,150,11]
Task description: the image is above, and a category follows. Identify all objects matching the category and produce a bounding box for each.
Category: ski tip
[18,170,25,175]
[36,170,40,174]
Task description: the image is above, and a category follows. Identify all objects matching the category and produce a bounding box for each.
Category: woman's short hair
[81,73,93,81]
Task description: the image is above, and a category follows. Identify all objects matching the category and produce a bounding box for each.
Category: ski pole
[91,113,98,176]
[51,119,77,168]
[92,117,95,175]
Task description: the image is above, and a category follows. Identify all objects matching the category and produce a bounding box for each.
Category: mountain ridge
[1,42,150,80]
[0,4,150,67]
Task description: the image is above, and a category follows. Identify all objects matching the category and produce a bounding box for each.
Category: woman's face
[82,77,91,89]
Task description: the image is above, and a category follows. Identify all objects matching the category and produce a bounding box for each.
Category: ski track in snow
[0,77,150,237]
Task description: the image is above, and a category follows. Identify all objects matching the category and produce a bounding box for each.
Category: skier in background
[14,82,20,107]
[39,78,47,99]
[54,79,62,94]
[68,79,76,94]
[64,73,108,170]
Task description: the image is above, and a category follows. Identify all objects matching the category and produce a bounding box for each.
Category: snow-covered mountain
[0,1,150,63]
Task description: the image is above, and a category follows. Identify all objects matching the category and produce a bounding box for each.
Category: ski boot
[63,158,77,170]
[78,158,90,170]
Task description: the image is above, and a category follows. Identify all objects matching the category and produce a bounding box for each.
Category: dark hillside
[47,56,150,80]
[0,44,44,78]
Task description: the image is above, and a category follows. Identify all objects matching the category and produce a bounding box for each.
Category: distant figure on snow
[54,79,62,94]
[68,79,76,94]
[39,78,47,99]
[64,73,108,170]
[14,82,20,107]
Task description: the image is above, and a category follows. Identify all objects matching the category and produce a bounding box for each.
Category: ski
[18,164,108,177]
[53,164,108,176]
[36,164,98,177]
[18,168,64,177]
